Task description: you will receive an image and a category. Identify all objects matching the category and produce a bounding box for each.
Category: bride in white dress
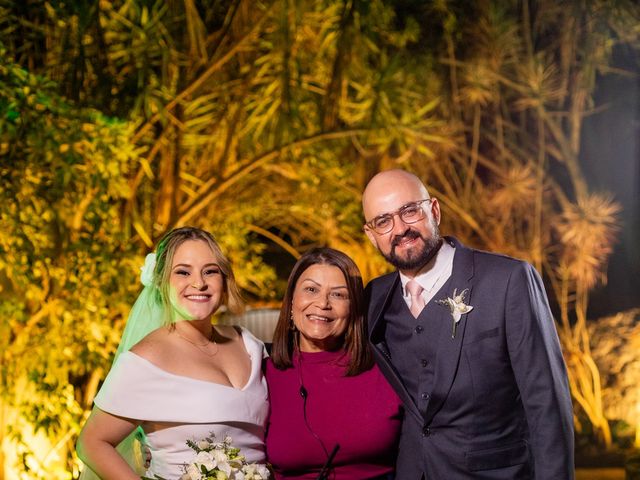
[77,227,269,479]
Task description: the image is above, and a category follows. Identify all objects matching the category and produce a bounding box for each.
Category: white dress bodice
[94,327,268,479]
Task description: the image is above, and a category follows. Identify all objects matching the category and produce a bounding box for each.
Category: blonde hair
[152,227,244,324]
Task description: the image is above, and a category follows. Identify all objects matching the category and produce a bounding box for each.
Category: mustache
[391,229,422,248]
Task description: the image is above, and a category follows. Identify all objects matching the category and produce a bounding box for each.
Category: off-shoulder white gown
[93,328,268,479]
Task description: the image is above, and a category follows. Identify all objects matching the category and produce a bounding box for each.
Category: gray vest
[384,278,451,415]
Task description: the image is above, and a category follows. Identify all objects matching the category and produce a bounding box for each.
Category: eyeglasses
[364,198,433,234]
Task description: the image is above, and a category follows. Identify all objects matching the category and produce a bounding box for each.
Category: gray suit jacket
[366,237,574,479]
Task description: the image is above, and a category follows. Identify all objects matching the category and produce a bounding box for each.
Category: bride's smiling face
[168,239,224,321]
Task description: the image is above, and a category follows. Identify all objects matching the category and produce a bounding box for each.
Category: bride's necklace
[175,327,219,356]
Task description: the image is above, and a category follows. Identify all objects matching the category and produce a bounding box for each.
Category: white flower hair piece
[140,253,156,287]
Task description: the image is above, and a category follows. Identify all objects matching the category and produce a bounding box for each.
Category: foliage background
[0,0,639,478]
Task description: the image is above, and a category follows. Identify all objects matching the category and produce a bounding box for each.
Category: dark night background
[583,44,640,318]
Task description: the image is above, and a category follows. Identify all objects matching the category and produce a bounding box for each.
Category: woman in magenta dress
[265,247,403,479]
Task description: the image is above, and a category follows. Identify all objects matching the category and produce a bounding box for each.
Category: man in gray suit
[362,169,574,479]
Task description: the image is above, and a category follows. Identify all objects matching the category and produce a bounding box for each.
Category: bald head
[362,169,430,222]
[361,169,442,276]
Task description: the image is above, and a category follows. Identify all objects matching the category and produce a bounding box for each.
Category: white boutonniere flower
[436,288,473,338]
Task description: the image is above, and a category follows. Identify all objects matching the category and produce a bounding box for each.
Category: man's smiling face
[363,170,442,276]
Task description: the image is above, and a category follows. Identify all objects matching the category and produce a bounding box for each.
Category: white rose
[195,450,216,471]
[197,440,212,450]
[185,463,202,480]
[256,464,270,479]
[211,449,228,464]
[242,465,256,476]
[243,464,269,480]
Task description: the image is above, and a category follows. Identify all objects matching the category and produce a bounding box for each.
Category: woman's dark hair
[270,247,373,376]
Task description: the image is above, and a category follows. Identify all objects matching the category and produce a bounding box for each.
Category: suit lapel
[368,272,398,341]
[424,237,475,425]
[369,273,423,422]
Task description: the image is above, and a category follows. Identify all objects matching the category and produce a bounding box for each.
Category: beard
[383,221,442,271]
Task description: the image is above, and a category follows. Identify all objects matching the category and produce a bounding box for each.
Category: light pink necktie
[406,280,426,318]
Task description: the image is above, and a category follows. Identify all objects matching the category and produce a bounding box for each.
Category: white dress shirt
[400,240,455,311]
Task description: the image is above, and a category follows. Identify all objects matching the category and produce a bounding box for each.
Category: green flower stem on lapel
[436,288,473,338]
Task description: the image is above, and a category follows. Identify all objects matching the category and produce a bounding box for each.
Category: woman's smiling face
[169,239,224,321]
[291,263,351,352]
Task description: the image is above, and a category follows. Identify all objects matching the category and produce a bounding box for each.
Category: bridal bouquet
[142,434,270,480]
[179,434,270,480]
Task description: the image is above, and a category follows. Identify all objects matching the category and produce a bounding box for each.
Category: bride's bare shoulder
[129,327,172,359]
